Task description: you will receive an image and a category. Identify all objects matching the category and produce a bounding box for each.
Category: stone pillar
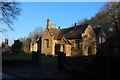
[52,37,55,56]
[66,45,71,56]
[58,52,66,69]
[41,37,44,54]
[32,51,40,64]
[82,44,85,55]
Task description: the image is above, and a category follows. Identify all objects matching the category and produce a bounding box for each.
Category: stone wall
[42,28,53,55]
[70,39,82,56]
[57,39,83,57]
[81,25,97,56]
[42,28,58,56]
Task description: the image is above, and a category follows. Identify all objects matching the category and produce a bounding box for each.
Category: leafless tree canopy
[78,2,120,38]
[0,0,21,31]
[29,27,45,41]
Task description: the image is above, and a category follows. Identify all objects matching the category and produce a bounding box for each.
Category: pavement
[2,62,72,80]
[2,73,16,78]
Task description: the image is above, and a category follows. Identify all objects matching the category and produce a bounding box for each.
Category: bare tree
[20,27,44,53]
[89,2,120,39]
[0,0,21,31]
[29,27,45,41]
[105,2,120,36]
[78,18,90,25]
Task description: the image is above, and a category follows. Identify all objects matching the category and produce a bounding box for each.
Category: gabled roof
[49,28,59,40]
[57,25,87,39]
[61,37,72,45]
[48,24,95,40]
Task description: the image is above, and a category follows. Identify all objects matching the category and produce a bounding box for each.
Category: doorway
[88,46,92,55]
[55,44,61,55]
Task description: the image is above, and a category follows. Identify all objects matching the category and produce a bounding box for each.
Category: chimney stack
[58,26,60,30]
[51,24,56,28]
[47,19,50,28]
[5,39,8,45]
[74,23,77,26]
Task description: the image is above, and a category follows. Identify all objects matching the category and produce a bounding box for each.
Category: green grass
[2,54,31,61]
[41,56,57,63]
[2,54,57,63]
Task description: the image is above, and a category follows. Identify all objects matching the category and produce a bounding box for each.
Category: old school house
[40,19,98,56]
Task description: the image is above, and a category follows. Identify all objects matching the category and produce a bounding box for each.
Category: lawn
[2,54,32,61]
[41,55,57,63]
[2,54,57,63]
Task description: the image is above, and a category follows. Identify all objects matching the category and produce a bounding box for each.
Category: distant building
[30,37,42,53]
[41,19,99,56]
[30,41,38,53]
[1,39,12,54]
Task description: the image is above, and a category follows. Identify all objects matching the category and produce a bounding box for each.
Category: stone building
[30,37,42,53]
[1,39,12,54]
[30,41,38,53]
[41,19,97,56]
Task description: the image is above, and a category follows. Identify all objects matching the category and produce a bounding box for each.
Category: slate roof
[49,24,95,40]
[57,25,87,39]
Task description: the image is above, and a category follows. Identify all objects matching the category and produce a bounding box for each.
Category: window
[89,39,92,43]
[108,27,113,32]
[99,37,105,44]
[99,37,102,43]
[45,39,49,48]
[76,40,80,49]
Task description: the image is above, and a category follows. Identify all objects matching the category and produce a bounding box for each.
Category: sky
[1,2,105,46]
